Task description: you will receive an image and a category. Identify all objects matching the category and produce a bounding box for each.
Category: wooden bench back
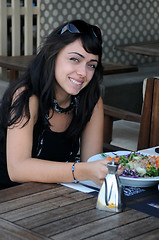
[103,78,159,151]
[138,78,159,150]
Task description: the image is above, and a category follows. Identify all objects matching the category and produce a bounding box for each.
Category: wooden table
[116,41,159,57]
[102,61,138,75]
[0,182,158,239]
[0,55,34,82]
[0,55,138,82]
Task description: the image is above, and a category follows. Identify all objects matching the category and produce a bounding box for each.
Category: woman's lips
[69,77,83,86]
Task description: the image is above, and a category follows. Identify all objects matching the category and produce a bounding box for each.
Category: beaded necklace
[53,96,79,115]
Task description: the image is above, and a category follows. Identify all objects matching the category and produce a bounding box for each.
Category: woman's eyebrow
[68,52,98,62]
[68,52,84,58]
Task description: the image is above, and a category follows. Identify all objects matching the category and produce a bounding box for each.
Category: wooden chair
[103,77,159,151]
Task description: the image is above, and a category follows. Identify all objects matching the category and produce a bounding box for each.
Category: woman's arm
[80,96,104,162]
[78,96,123,184]
[7,95,77,184]
[6,94,99,184]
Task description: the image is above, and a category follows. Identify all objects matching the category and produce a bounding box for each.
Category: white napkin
[139,146,159,156]
[61,182,97,193]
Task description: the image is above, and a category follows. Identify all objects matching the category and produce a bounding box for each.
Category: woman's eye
[70,57,79,62]
[88,63,97,69]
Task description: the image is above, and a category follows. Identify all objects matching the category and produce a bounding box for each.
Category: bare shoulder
[29,94,39,108]
[29,95,39,124]
[88,96,104,123]
[93,96,104,113]
[93,96,103,109]
[12,87,39,126]
[97,96,103,107]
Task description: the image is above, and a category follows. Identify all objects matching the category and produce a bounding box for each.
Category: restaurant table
[0,55,138,82]
[116,41,159,57]
[0,181,158,239]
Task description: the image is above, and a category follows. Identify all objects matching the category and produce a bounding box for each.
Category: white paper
[61,182,97,193]
[79,180,100,190]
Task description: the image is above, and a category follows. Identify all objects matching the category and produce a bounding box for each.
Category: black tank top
[32,119,79,162]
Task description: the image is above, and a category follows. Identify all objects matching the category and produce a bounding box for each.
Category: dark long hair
[0,20,103,139]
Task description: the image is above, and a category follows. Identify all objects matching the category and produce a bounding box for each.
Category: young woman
[0,20,122,189]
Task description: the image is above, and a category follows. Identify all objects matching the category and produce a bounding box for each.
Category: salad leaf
[104,152,159,178]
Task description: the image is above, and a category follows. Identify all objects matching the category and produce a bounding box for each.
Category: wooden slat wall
[12,0,21,55]
[0,0,7,79]
[0,0,7,55]
[0,0,40,79]
[24,0,33,55]
[3,0,40,56]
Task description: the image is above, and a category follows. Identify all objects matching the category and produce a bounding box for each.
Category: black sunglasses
[60,20,102,44]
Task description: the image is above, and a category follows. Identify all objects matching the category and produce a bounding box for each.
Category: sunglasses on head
[60,20,102,44]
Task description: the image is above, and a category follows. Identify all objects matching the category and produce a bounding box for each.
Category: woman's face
[55,39,99,96]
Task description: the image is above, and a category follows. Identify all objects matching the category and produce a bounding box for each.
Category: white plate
[87,151,159,188]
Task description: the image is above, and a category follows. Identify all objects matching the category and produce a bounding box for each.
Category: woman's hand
[86,159,109,186]
[117,163,123,176]
[86,158,123,186]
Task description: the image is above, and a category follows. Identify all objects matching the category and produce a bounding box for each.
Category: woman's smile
[69,77,83,86]
[55,39,98,96]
